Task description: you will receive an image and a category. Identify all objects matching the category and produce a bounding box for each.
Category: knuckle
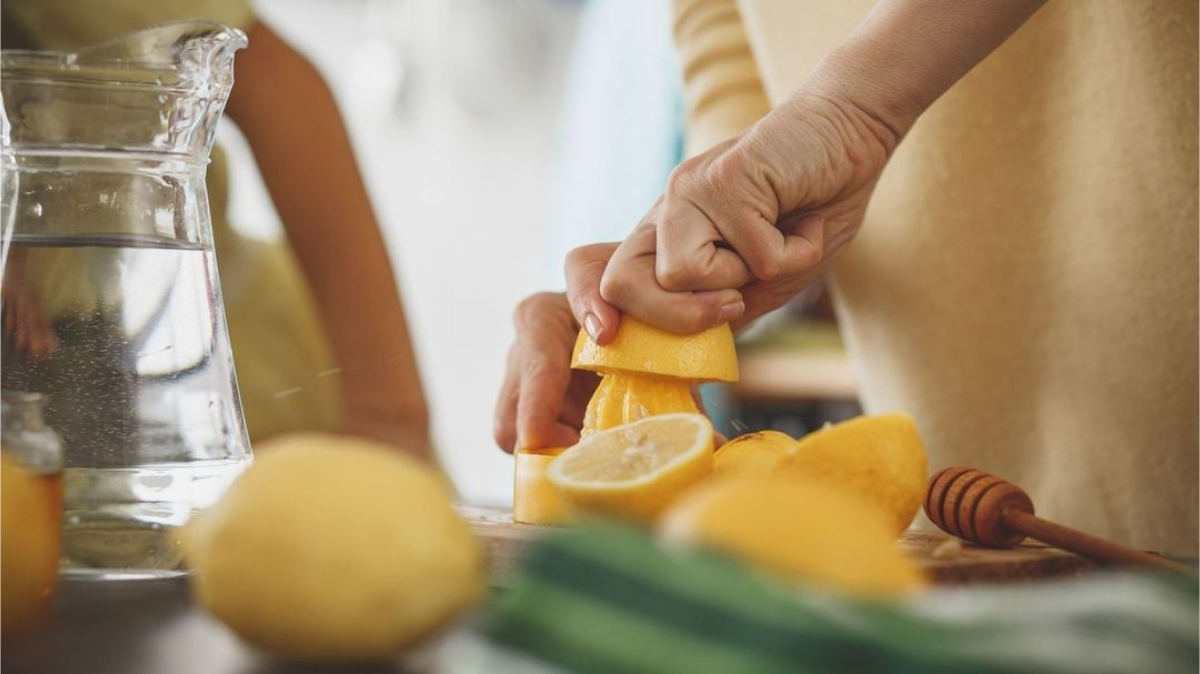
[674,304,712,334]
[564,244,593,268]
[796,242,823,267]
[681,313,711,334]
[513,292,555,329]
[751,253,785,282]
[657,256,701,291]
[567,293,590,323]
[519,352,555,383]
[701,149,748,191]
[666,157,703,196]
[598,271,626,305]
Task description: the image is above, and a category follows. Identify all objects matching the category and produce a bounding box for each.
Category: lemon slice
[547,413,714,523]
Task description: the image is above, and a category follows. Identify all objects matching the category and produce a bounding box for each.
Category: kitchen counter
[1,576,436,674]
[462,506,1097,585]
[3,508,1104,674]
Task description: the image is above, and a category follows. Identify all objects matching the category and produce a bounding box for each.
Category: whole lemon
[660,476,925,597]
[183,434,484,660]
[773,414,928,535]
[0,454,60,634]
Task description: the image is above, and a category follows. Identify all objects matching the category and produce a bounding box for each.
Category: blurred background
[223,0,859,506]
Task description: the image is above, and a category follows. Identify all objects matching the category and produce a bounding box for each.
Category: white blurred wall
[220,0,582,506]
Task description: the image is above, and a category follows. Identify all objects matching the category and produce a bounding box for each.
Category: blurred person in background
[2,0,432,458]
[496,0,1197,554]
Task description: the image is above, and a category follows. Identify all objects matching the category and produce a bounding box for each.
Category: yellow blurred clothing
[3,0,343,441]
[675,0,1198,554]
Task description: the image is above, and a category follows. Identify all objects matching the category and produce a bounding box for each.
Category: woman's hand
[493,244,724,452]
[494,243,626,451]
[495,0,1049,448]
[593,91,897,333]
[493,292,598,452]
[587,0,1047,333]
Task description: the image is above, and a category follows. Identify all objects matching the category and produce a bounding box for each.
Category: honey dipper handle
[1003,508,1192,573]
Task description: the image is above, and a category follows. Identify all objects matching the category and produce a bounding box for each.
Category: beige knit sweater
[675,0,1198,554]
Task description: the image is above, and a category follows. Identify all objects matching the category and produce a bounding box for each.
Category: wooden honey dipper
[925,467,1192,573]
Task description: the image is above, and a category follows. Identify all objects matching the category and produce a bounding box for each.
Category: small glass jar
[1,391,64,635]
[3,391,65,472]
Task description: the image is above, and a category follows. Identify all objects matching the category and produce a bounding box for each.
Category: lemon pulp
[581,372,698,436]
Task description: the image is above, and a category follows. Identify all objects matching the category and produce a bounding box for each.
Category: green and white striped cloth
[475,524,1198,674]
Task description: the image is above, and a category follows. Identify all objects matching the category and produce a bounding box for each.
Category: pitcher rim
[0,19,247,93]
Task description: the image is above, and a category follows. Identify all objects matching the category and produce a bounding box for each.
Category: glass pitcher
[0,21,251,577]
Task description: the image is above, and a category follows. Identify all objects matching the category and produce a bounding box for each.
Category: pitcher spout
[1,20,248,158]
[76,20,248,100]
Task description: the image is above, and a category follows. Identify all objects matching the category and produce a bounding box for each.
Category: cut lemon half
[660,476,926,596]
[773,414,928,536]
[571,317,737,436]
[571,317,738,382]
[513,447,568,525]
[547,413,714,523]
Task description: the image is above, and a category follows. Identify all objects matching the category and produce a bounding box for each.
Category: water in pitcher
[2,20,251,578]
[1,232,247,575]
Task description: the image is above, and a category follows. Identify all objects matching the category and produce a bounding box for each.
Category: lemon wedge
[774,414,928,535]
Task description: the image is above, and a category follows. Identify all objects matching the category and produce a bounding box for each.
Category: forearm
[226,23,430,449]
[793,0,1047,147]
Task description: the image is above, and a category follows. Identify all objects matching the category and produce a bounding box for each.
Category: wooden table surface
[1,576,435,674]
[462,506,1098,585]
[3,506,1099,674]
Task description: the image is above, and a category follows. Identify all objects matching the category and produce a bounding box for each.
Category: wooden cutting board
[460,505,1096,586]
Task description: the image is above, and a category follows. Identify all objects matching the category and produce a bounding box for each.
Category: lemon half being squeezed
[572,318,737,435]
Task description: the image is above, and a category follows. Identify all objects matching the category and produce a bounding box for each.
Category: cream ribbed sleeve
[729,0,1199,554]
[672,0,771,156]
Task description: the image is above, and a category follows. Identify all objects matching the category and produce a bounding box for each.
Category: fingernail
[584,313,603,341]
[717,301,744,323]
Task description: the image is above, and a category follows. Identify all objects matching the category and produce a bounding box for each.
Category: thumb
[784,212,825,265]
[565,243,622,345]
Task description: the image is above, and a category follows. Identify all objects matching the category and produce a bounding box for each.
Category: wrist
[731,86,894,213]
[799,40,926,154]
[797,0,1047,147]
